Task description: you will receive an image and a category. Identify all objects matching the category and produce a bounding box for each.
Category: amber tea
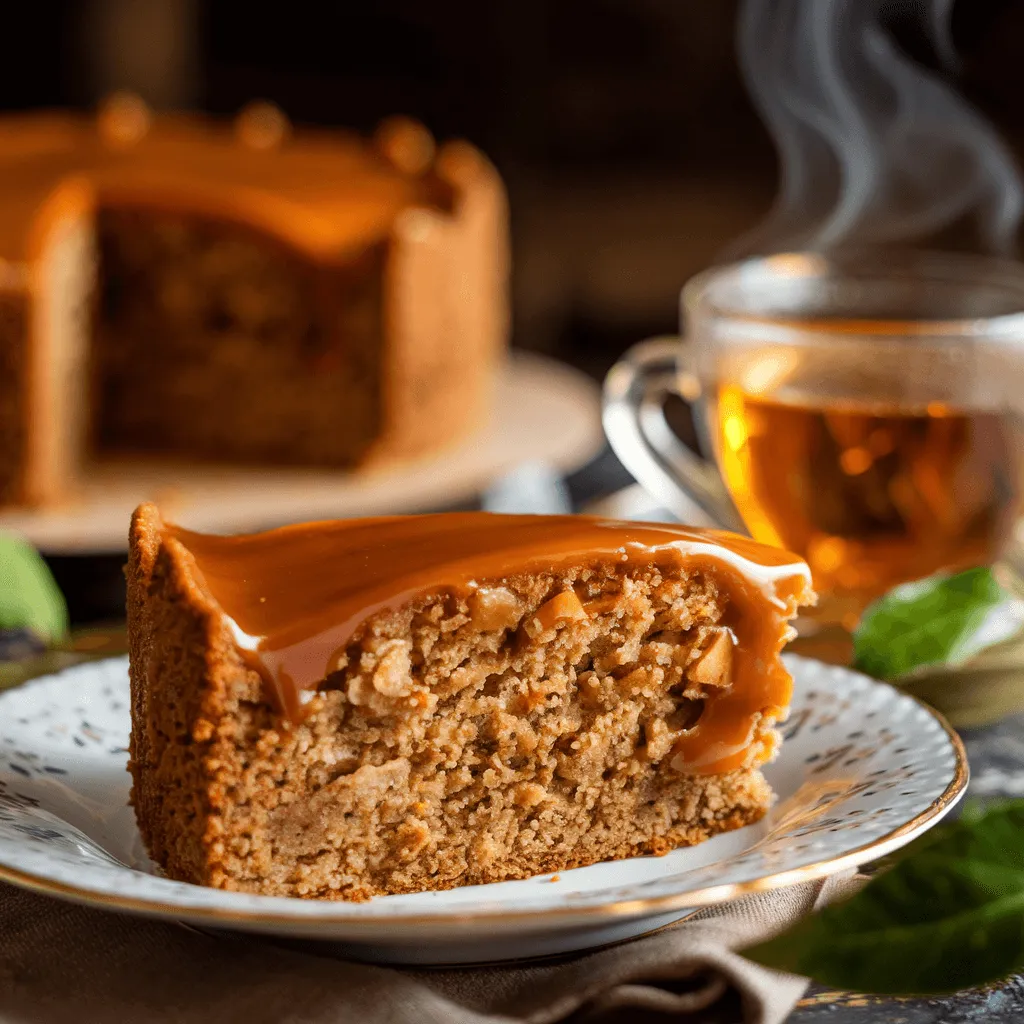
[604,252,1024,629]
[714,385,1022,624]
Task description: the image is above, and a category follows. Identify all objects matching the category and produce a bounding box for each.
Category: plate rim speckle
[0,654,968,936]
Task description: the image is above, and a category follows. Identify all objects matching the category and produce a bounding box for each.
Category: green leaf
[0,534,68,643]
[746,801,1024,995]
[852,567,1016,681]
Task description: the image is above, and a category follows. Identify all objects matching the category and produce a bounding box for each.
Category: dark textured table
[791,710,1024,1021]
[22,446,1024,1021]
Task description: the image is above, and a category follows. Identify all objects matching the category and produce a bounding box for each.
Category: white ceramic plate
[0,352,601,555]
[0,655,966,964]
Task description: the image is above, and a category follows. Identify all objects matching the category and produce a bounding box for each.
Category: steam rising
[729,0,1023,257]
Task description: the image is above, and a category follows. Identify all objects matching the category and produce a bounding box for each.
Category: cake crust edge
[127,504,798,900]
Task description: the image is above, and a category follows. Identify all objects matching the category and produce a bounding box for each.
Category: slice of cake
[127,504,813,900]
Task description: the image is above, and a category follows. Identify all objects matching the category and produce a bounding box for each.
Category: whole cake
[0,98,508,507]
[127,503,813,901]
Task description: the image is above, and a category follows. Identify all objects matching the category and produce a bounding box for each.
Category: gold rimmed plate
[0,655,966,964]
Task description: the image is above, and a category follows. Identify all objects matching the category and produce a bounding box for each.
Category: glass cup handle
[602,336,746,532]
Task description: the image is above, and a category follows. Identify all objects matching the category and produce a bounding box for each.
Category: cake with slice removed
[0,105,507,508]
[127,503,813,900]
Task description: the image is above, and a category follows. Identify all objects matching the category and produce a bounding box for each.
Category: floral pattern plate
[0,655,966,964]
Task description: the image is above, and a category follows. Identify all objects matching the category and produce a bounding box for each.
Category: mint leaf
[0,534,68,644]
[852,567,1014,681]
[746,802,1024,995]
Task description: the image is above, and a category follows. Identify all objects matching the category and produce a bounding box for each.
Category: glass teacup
[603,250,1024,627]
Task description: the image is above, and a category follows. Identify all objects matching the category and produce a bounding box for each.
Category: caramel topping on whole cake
[167,512,812,775]
[0,103,507,511]
[0,106,450,265]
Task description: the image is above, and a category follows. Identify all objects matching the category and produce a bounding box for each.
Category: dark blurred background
[3,0,1024,627]
[4,0,1024,382]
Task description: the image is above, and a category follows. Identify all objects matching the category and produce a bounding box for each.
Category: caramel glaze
[0,112,454,265]
[169,513,812,775]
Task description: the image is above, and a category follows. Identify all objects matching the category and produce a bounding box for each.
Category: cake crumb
[127,504,809,902]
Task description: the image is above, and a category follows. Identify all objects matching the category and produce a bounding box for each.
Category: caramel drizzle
[0,113,444,262]
[168,513,811,773]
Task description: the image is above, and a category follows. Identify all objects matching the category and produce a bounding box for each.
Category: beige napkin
[0,874,861,1024]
